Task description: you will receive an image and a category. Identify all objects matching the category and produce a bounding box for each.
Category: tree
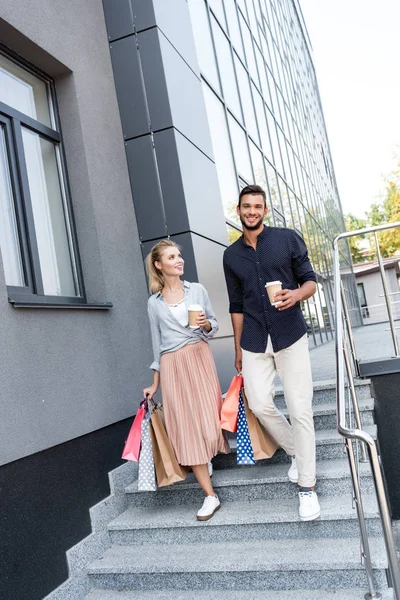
[345,158,400,262]
[378,180,400,256]
[344,213,367,263]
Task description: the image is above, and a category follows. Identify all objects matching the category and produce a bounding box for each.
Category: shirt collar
[241,225,268,247]
[155,280,189,298]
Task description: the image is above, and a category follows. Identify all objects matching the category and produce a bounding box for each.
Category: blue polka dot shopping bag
[236,390,256,465]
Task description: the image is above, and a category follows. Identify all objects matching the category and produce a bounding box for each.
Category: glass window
[245,0,259,40]
[211,17,242,119]
[239,14,259,85]
[228,114,253,182]
[252,88,273,163]
[265,108,282,173]
[249,140,266,187]
[22,129,76,296]
[0,126,24,286]
[234,55,258,143]
[0,51,82,303]
[0,53,51,127]
[188,0,221,94]
[202,83,239,222]
[225,0,245,62]
[208,0,227,30]
[226,223,242,243]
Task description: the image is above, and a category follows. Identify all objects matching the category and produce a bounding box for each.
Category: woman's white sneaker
[197,495,220,521]
[299,488,321,521]
[207,461,213,477]
[288,456,298,483]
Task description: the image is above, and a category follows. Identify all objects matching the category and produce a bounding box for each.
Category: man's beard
[239,214,264,231]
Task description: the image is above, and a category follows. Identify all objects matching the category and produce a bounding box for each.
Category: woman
[143,239,229,521]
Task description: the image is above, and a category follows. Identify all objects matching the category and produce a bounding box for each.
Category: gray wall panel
[191,234,233,339]
[174,129,228,245]
[102,0,134,42]
[152,0,200,77]
[153,128,190,234]
[138,28,172,132]
[110,35,149,139]
[209,336,236,394]
[158,30,214,159]
[126,135,167,240]
[129,0,156,32]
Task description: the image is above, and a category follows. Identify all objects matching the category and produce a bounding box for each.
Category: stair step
[86,589,394,599]
[274,378,372,409]
[108,493,381,545]
[215,425,376,468]
[126,459,375,507]
[87,536,388,591]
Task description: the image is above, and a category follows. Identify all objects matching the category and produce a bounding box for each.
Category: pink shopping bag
[122,399,147,462]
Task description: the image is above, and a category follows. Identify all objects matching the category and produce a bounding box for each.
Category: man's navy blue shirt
[223,225,316,353]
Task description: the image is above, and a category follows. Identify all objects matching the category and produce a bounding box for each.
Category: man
[223,184,320,521]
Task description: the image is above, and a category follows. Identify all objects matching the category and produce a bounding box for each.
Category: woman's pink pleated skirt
[160,340,230,466]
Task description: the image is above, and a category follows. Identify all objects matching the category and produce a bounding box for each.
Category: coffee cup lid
[188,304,203,311]
[265,281,282,287]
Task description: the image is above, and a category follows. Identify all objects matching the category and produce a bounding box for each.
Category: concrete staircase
[85,379,393,600]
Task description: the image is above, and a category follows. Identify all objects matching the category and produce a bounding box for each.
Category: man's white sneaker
[299,488,321,521]
[197,495,220,521]
[288,457,298,483]
[207,461,213,477]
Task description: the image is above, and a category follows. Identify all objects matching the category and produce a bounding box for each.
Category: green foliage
[344,213,367,263]
[345,159,400,262]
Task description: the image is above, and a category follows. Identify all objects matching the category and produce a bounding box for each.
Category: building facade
[0,1,358,599]
[354,258,400,324]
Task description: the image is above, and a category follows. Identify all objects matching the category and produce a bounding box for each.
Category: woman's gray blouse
[147,281,219,371]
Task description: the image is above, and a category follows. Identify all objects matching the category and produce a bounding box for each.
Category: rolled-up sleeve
[147,299,161,371]
[200,285,219,338]
[291,231,317,285]
[223,253,243,313]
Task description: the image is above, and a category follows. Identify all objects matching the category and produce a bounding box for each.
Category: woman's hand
[143,384,158,400]
[196,311,211,332]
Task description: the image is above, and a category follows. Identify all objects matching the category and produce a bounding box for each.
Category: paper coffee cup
[188,304,203,328]
[265,281,282,306]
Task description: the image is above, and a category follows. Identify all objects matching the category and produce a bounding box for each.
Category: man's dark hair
[238,184,267,208]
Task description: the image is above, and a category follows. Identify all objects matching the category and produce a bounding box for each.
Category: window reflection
[188,0,221,94]
[202,83,238,223]
[211,17,242,119]
[228,114,252,182]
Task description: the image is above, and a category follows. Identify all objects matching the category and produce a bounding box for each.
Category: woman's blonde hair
[145,239,181,293]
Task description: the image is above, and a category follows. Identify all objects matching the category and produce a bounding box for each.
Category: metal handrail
[334,221,400,600]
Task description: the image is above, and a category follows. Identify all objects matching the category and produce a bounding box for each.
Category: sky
[300,0,400,218]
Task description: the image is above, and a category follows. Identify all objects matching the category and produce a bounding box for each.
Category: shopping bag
[236,390,256,465]
[138,412,157,491]
[242,389,278,460]
[149,401,188,487]
[220,374,243,432]
[121,399,147,462]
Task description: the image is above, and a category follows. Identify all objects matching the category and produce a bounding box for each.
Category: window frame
[0,49,94,308]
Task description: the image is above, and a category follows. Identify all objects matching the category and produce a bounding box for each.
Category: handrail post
[342,337,368,462]
[334,222,400,600]
[368,441,400,598]
[374,231,400,357]
[345,436,379,599]
[341,280,361,377]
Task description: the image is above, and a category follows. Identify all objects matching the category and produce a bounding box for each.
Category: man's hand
[273,288,301,311]
[235,348,242,373]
